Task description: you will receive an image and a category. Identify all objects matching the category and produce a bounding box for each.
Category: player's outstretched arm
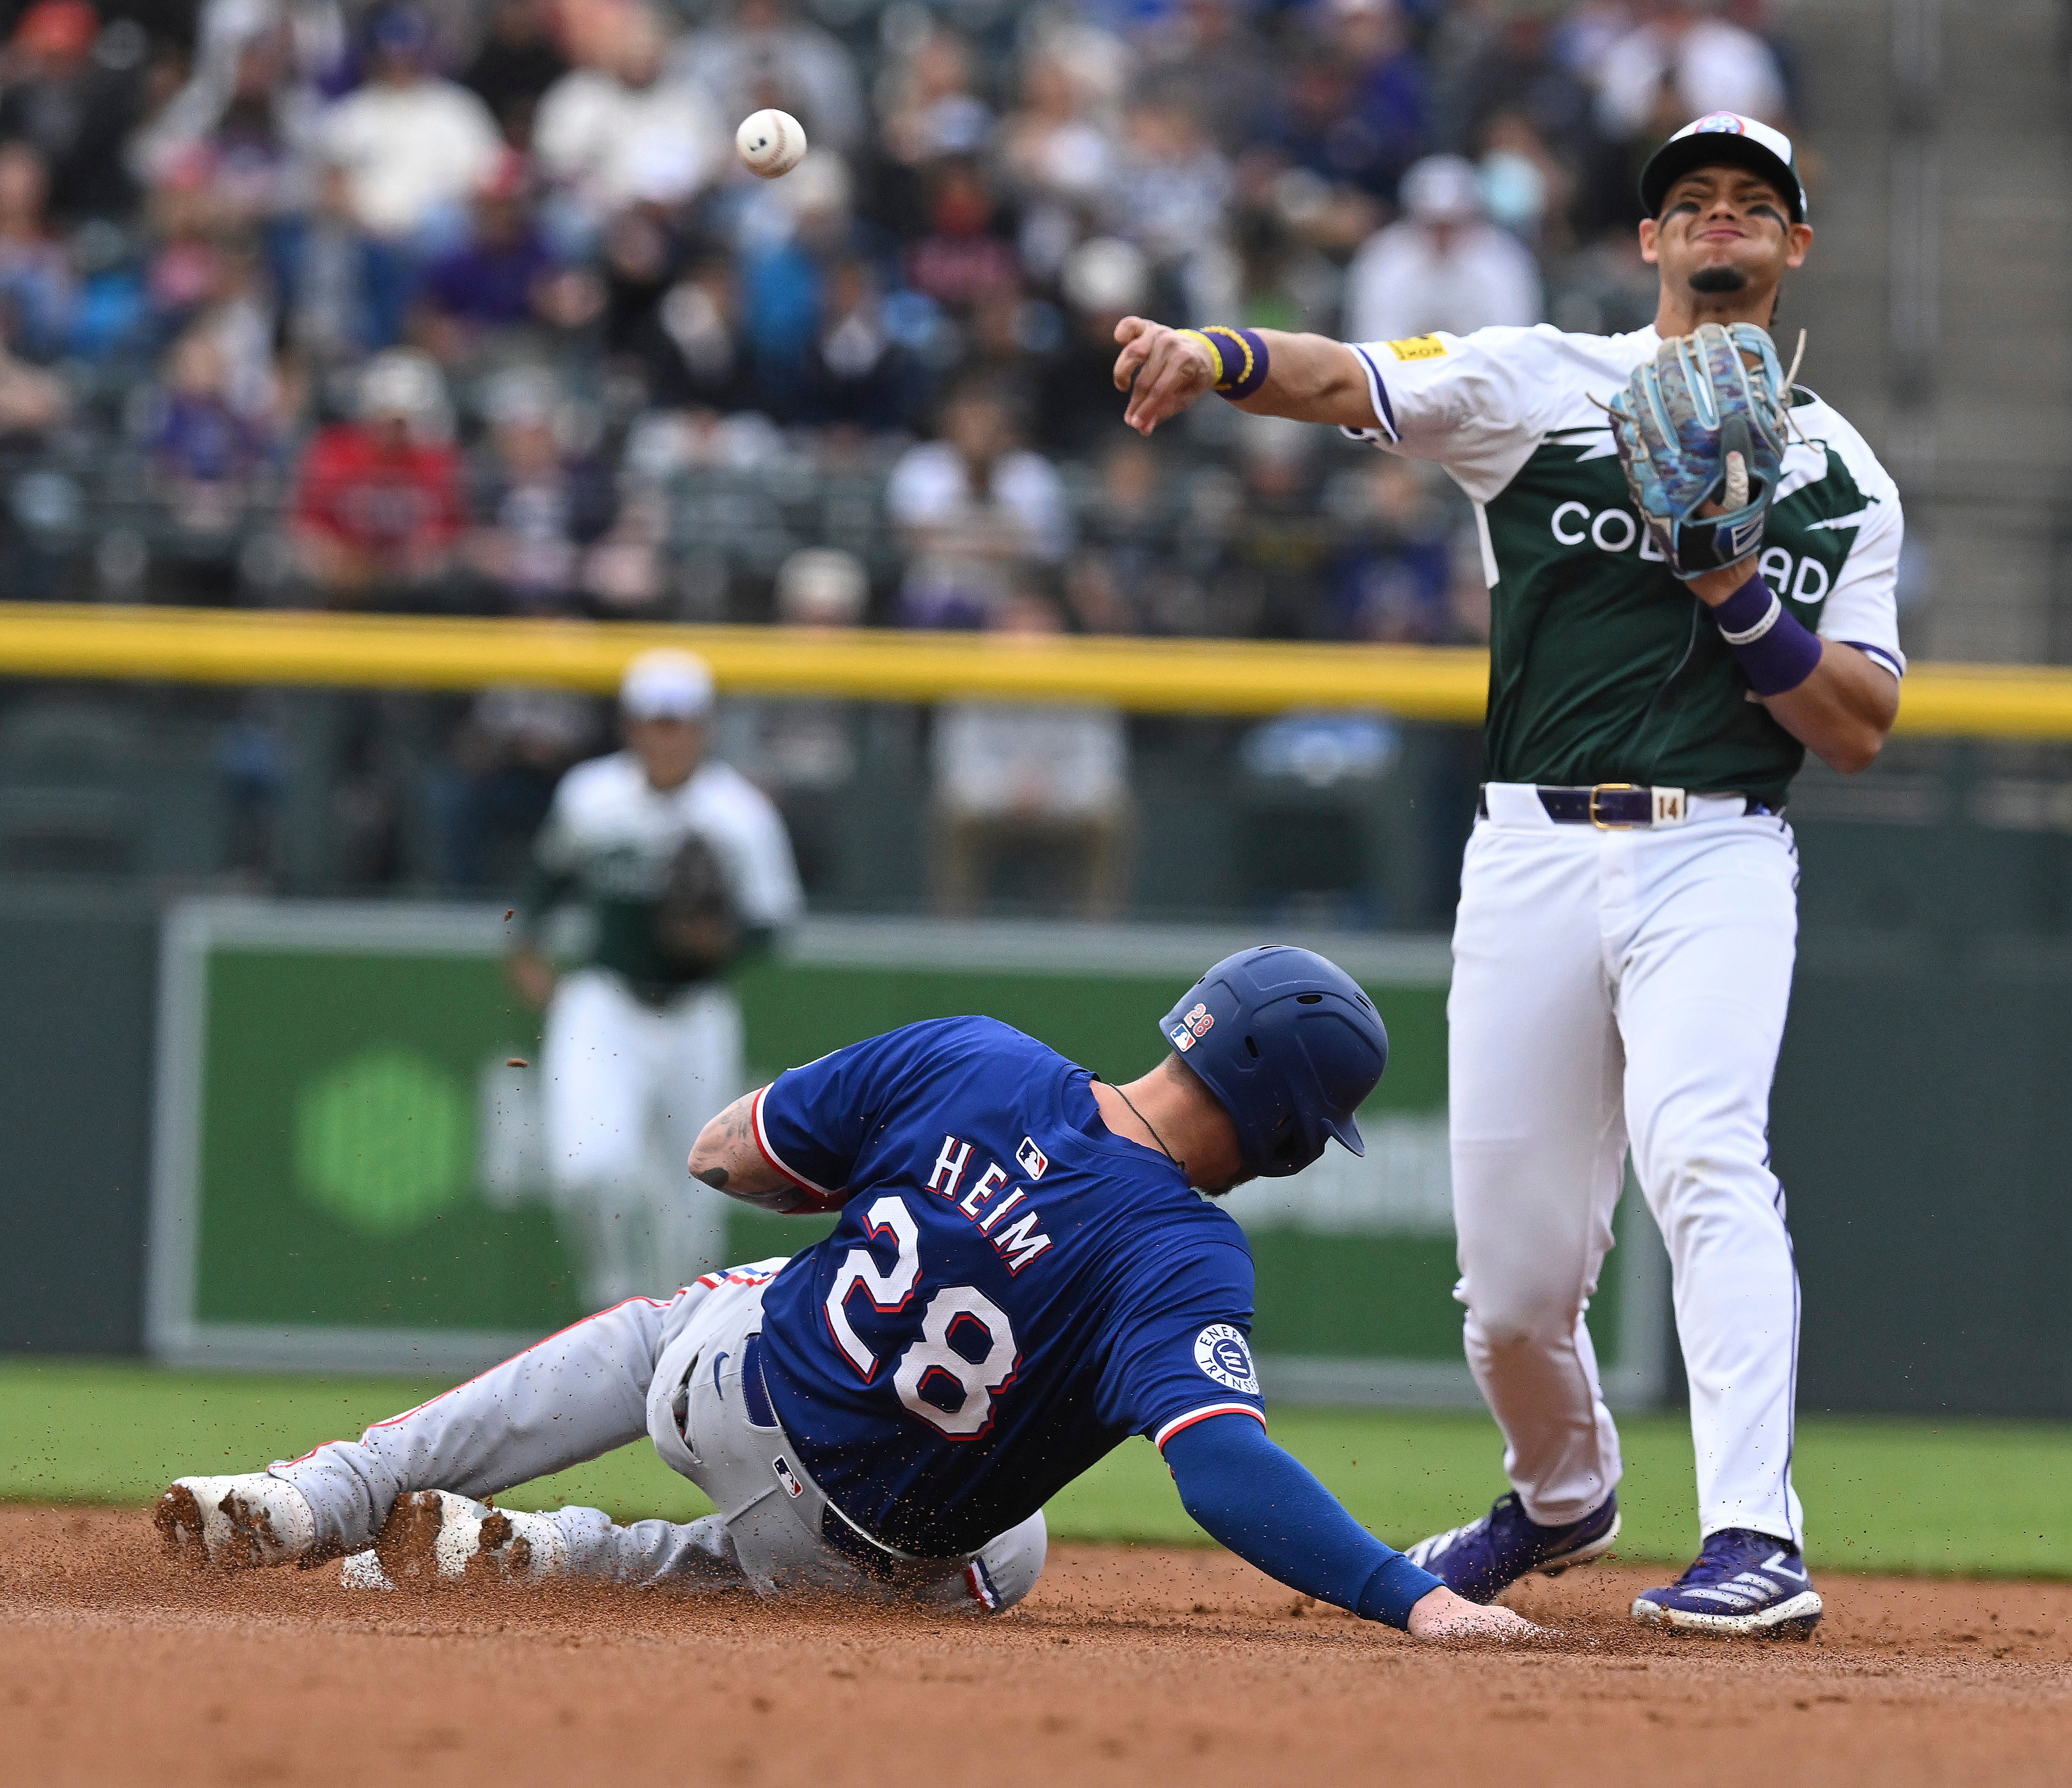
[688,1089,830,1215]
[1161,1413,1541,1642]
[1112,320,1380,438]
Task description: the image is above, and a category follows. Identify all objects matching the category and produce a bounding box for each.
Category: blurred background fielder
[507,647,803,1307]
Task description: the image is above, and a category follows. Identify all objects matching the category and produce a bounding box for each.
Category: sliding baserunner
[160,947,1534,1644]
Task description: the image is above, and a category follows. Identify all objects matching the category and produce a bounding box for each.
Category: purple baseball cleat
[1402,1491,1620,1605]
[1632,1528,1823,1637]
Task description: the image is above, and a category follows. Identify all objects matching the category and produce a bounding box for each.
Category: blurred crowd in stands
[0,0,1807,913]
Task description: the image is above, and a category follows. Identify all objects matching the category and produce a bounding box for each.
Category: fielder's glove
[652,832,742,978]
[1607,321,1791,581]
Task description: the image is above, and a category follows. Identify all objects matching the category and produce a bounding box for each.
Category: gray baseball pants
[270,1261,1046,1612]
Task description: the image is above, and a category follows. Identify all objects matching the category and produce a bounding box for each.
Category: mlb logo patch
[1016,1136,1049,1179]
[772,1456,804,1499]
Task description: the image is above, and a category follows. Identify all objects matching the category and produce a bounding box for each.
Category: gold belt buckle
[1588,783,1643,830]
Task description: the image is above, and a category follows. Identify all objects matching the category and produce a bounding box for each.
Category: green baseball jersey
[1344,325,1905,804]
[517,750,803,991]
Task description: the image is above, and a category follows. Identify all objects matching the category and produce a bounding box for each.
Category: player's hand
[1113,317,1218,437]
[1683,490,1752,607]
[1404,1584,1544,1642]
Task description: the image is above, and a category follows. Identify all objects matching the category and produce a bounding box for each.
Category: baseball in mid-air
[736,109,807,178]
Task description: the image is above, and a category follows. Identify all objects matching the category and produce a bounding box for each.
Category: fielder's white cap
[1641,113,1806,223]
[619,648,714,720]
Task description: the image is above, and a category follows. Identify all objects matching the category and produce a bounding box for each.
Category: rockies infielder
[1111,115,1902,1636]
[158,948,1533,1644]
[508,649,804,1310]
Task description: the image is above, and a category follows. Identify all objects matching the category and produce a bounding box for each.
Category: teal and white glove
[1607,321,1791,582]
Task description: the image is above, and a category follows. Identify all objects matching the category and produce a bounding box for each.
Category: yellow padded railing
[0,601,2061,736]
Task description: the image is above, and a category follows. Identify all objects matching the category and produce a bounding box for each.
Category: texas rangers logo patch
[1194,1324,1261,1395]
[1015,1136,1049,1179]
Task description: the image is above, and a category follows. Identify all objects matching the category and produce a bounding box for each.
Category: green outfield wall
[7,870,2070,1417]
[139,902,1667,1405]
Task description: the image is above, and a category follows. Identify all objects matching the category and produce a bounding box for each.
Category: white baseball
[736,109,807,179]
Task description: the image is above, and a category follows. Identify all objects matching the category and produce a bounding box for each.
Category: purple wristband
[1711,572,1823,697]
[1201,326,1269,400]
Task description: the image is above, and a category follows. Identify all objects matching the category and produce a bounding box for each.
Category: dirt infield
[2,1508,2067,1787]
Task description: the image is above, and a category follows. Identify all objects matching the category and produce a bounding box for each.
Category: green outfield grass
[3,1359,2065,1577]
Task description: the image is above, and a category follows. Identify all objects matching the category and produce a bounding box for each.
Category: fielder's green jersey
[516,750,803,991]
[1344,325,1906,805]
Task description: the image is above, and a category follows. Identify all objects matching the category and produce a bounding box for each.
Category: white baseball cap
[1402,154,1482,224]
[1062,236,1148,316]
[619,649,714,720]
[357,348,450,428]
[1640,113,1806,222]
[776,548,868,626]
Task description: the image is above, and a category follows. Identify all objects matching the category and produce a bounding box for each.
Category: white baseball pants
[273,1263,1045,1611]
[1449,785,1805,1547]
[541,968,743,1308]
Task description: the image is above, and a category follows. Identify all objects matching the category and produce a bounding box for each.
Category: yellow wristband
[1175,329,1227,386]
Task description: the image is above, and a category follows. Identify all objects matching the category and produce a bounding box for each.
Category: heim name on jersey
[1344,325,1906,805]
[752,1016,1263,1559]
[917,1130,1055,1274]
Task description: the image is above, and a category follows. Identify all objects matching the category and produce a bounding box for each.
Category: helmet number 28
[824,1195,1020,1438]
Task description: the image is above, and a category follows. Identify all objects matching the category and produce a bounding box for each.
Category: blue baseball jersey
[752,1016,1266,1558]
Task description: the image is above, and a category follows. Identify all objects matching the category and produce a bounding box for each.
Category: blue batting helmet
[1159,945,1388,1178]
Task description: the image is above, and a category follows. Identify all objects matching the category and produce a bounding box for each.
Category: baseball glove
[652,832,742,978]
[1607,321,1792,581]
